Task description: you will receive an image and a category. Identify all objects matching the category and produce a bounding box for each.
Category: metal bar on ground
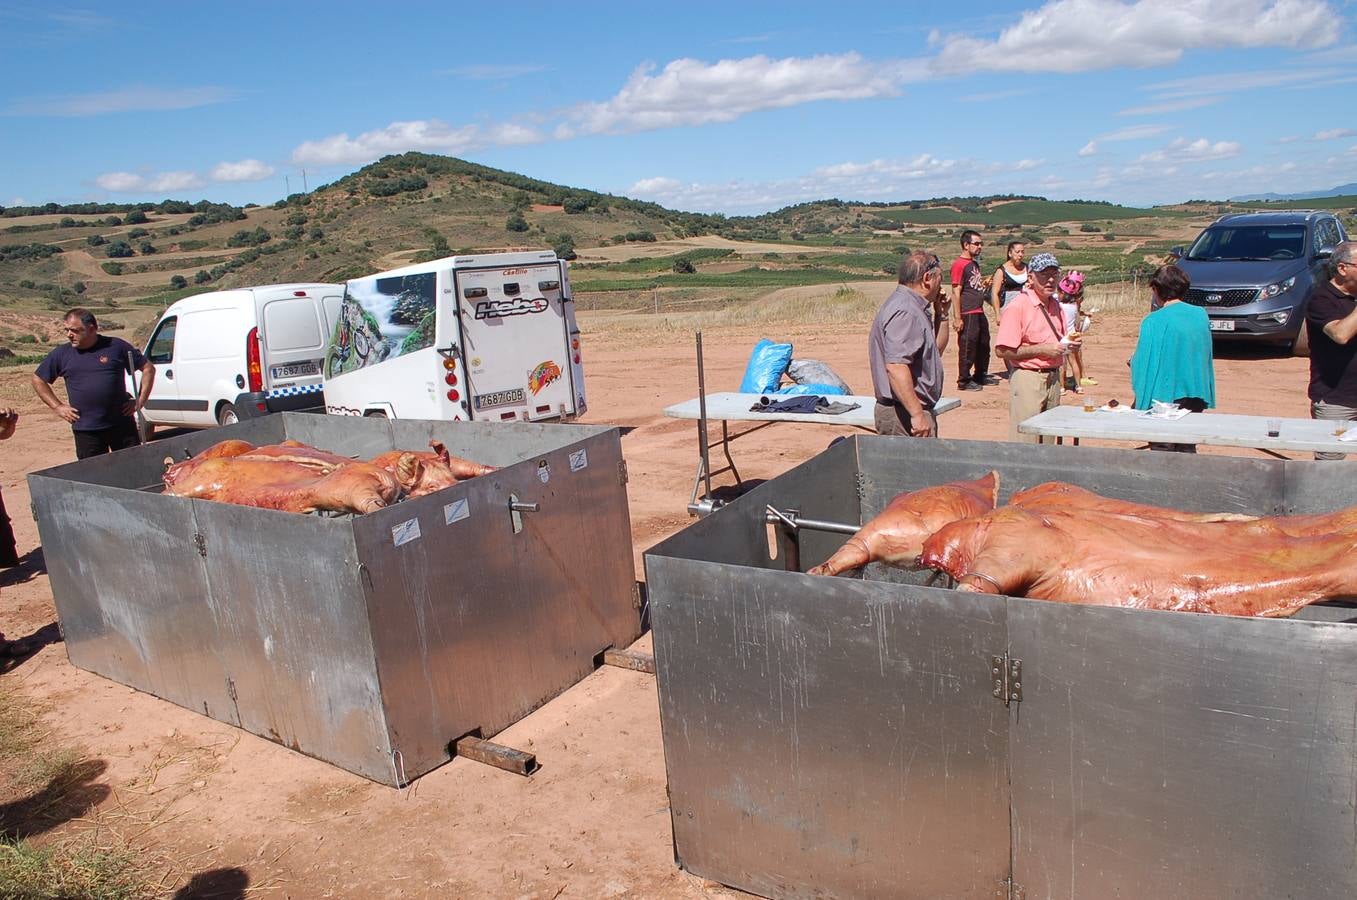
[602,647,656,674]
[453,736,539,777]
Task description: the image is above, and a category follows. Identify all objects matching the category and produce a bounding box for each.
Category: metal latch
[991,654,1022,706]
[193,532,207,558]
[508,493,538,534]
[618,460,629,485]
[997,875,1026,899]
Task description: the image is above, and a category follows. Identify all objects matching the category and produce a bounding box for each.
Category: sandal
[1080,377,1099,386]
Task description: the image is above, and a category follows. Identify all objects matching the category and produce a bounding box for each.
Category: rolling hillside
[1,152,1351,362]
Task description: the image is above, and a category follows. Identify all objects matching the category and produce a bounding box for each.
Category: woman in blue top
[1130,265,1215,451]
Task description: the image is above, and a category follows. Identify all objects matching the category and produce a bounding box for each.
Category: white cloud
[1079,123,1170,156]
[95,170,205,193]
[292,119,544,166]
[559,53,916,136]
[628,176,684,194]
[1136,137,1242,164]
[930,0,1335,75]
[8,85,238,116]
[210,159,275,182]
[1117,96,1221,116]
[1314,128,1357,140]
[1148,67,1333,98]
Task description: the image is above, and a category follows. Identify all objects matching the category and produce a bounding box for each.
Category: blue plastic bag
[738,339,793,393]
[776,382,848,396]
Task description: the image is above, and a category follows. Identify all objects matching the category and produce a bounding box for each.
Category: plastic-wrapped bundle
[776,382,849,396]
[738,339,794,393]
[787,358,852,394]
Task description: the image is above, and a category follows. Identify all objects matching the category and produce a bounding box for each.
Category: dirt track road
[0,310,1314,897]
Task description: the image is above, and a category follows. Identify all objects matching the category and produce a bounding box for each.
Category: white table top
[663,392,960,428]
[1019,405,1356,454]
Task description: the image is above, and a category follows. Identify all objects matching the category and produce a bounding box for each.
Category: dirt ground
[0,306,1315,897]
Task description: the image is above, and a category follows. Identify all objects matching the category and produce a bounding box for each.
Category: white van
[323,251,586,422]
[136,283,343,436]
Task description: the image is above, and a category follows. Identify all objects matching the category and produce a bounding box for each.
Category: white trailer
[322,250,586,422]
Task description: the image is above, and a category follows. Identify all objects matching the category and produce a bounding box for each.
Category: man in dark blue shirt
[32,308,156,459]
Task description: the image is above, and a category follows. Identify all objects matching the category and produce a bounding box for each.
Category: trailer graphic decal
[326,272,436,379]
[528,361,562,395]
[474,297,549,320]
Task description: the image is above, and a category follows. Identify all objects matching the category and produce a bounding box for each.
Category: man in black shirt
[32,308,156,459]
[1305,241,1357,460]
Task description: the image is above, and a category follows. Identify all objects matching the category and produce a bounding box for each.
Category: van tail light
[246,327,263,393]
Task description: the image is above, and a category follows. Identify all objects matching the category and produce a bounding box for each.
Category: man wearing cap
[870,250,945,437]
[994,252,1078,443]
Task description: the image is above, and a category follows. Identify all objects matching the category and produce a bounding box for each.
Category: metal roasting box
[645,436,1357,900]
[30,414,640,786]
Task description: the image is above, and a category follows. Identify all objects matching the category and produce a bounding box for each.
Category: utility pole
[302,169,308,192]
[285,175,291,196]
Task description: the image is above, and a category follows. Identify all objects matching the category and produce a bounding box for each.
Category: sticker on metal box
[444,498,470,525]
[391,518,422,547]
[569,448,588,472]
[537,460,551,484]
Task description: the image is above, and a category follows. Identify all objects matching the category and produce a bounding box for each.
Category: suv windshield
[1186,225,1306,261]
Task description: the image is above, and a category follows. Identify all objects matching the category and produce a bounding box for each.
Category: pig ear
[397,454,422,488]
[979,470,1000,507]
[428,440,450,464]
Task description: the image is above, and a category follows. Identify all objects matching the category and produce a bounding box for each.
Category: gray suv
[1173,210,1347,355]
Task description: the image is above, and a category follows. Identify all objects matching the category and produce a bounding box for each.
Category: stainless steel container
[30,414,640,785]
[646,436,1357,899]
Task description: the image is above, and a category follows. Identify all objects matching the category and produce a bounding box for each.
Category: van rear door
[455,262,576,421]
[258,289,329,410]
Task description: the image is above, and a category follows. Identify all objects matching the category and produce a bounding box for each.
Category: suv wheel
[217,403,239,427]
[1291,323,1310,358]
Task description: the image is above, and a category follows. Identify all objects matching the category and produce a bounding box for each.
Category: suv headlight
[1260,276,1297,299]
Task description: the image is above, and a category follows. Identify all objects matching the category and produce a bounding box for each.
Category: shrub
[0,243,62,262]
[194,269,211,284]
[1103,232,1117,241]
[284,225,305,240]
[227,227,271,247]
[139,242,156,254]
[102,262,124,275]
[103,216,122,226]
[105,241,134,258]
[169,275,188,289]
[563,196,589,214]
[73,281,86,294]
[1055,241,1074,250]
[85,234,106,247]
[505,212,530,233]
[127,227,149,239]
[1080,223,1100,232]
[368,175,428,197]
[673,257,696,274]
[59,217,76,227]
[309,227,324,241]
[124,209,148,225]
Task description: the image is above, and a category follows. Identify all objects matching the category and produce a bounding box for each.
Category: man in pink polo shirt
[995,253,1080,443]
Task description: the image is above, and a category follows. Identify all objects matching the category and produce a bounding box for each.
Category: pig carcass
[808,472,999,576]
[919,503,1357,617]
[369,441,495,498]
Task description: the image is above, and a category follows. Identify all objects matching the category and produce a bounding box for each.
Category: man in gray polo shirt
[870,250,945,436]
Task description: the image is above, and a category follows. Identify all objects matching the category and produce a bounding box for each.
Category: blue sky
[2,0,1355,215]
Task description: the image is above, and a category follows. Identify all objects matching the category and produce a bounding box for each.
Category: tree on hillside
[105,241,133,258]
[170,275,188,289]
[673,256,696,274]
[505,212,529,233]
[124,209,148,225]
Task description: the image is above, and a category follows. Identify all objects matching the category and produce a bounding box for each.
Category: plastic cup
[1266,419,1281,438]
[1083,397,1096,413]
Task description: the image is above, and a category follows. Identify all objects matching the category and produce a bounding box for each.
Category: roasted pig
[808,471,999,576]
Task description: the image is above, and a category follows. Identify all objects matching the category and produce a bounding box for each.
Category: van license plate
[474,388,525,410]
[1208,319,1235,332]
[271,361,320,379]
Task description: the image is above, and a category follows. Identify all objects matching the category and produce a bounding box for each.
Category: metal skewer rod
[765,505,860,535]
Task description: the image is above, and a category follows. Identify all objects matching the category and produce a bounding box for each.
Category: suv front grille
[1185,288,1259,308]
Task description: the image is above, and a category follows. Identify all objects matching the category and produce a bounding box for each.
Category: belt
[877,398,936,412]
[1017,366,1060,374]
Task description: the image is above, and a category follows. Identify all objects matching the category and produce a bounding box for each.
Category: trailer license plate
[474,388,525,410]
[1208,319,1235,332]
[271,361,320,379]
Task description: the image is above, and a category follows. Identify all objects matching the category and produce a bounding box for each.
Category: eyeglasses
[967,241,983,247]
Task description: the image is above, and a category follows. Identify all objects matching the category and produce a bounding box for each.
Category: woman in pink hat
[1058,271,1094,392]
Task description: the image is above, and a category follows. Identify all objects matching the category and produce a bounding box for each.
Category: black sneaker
[979,375,1002,385]
[959,381,983,392]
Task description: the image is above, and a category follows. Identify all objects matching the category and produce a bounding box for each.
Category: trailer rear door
[455,263,576,421]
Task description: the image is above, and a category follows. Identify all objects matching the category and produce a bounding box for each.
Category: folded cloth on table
[749,395,860,415]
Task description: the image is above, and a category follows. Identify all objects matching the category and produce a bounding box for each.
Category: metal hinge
[618,460,629,485]
[991,654,1022,706]
[997,875,1025,899]
[193,532,207,558]
[853,473,867,499]
[631,582,643,611]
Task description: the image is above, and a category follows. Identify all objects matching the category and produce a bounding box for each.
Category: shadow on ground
[173,867,251,899]
[0,758,109,840]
